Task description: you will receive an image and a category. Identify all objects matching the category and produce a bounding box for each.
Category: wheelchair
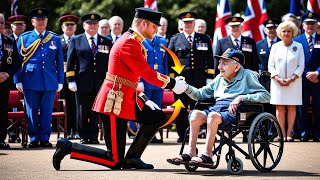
[168,98,284,174]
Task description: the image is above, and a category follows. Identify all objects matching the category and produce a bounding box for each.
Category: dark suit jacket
[168,32,214,88]
[66,33,112,93]
[294,33,320,87]
[215,35,259,75]
[256,37,281,72]
[0,34,20,86]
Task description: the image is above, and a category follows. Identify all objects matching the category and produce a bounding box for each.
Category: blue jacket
[294,33,320,86]
[14,30,64,91]
[141,35,168,90]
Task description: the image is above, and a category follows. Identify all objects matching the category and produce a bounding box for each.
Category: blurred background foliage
[0,0,308,36]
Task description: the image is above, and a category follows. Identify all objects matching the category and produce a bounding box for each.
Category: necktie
[269,41,274,51]
[235,39,240,50]
[188,35,192,46]
[90,37,96,54]
[308,36,313,52]
[66,38,70,48]
[115,36,119,42]
[39,34,43,39]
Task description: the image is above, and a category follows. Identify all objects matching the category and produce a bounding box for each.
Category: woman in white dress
[268,21,305,142]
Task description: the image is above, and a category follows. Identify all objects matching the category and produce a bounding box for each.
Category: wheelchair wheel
[185,164,198,172]
[227,157,243,175]
[248,112,284,172]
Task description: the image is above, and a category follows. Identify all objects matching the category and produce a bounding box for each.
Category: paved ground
[1,132,320,180]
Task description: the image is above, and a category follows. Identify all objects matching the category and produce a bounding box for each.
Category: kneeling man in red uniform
[53,7,187,170]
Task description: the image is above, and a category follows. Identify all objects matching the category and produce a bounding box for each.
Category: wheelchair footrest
[187,161,216,169]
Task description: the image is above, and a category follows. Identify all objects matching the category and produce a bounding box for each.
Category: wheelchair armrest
[194,97,216,110]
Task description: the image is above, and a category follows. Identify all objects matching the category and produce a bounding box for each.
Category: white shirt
[85,32,98,47]
[63,33,74,42]
[184,31,195,42]
[34,29,46,38]
[111,31,121,43]
[230,35,242,47]
[305,32,316,44]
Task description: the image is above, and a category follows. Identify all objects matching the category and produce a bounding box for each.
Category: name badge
[98,45,109,53]
[196,43,208,50]
[242,44,252,52]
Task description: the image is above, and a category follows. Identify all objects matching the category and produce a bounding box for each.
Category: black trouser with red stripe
[69,104,167,169]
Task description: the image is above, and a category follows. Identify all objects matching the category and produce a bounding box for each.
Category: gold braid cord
[20,33,53,67]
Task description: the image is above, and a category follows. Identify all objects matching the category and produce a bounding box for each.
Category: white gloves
[206,78,213,85]
[145,100,160,110]
[16,83,23,92]
[172,76,188,94]
[57,83,63,92]
[137,82,144,92]
[68,82,77,92]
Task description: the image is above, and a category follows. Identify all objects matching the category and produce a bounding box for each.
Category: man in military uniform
[8,15,27,43]
[14,8,64,148]
[256,18,281,116]
[52,7,187,170]
[7,14,27,143]
[59,15,79,140]
[215,16,260,76]
[294,13,320,142]
[65,13,112,144]
[0,13,20,149]
[168,12,214,142]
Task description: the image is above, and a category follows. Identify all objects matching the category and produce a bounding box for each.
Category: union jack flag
[306,0,320,14]
[242,0,268,42]
[144,0,158,10]
[212,0,232,50]
[11,0,18,15]
[290,0,304,16]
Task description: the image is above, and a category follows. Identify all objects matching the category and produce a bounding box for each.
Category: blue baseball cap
[214,48,245,65]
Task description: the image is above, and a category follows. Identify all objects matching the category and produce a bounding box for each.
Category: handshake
[172,76,188,94]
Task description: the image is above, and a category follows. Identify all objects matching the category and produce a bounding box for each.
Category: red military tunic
[92,29,173,120]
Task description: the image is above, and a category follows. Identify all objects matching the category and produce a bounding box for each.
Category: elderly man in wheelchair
[167,48,282,174]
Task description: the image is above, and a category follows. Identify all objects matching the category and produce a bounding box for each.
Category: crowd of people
[0,5,319,170]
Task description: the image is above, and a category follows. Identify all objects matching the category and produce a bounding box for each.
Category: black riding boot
[123,124,158,169]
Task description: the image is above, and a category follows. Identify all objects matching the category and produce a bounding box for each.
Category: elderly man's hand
[228,96,243,114]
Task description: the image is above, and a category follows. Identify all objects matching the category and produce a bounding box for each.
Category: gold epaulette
[129,31,147,58]
[20,33,54,67]
[207,69,215,75]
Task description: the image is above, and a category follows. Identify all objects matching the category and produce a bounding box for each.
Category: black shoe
[122,158,154,169]
[150,137,163,144]
[40,141,53,147]
[89,138,100,144]
[0,142,10,149]
[313,137,320,142]
[80,138,89,144]
[53,138,72,170]
[28,141,39,148]
[177,137,183,143]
